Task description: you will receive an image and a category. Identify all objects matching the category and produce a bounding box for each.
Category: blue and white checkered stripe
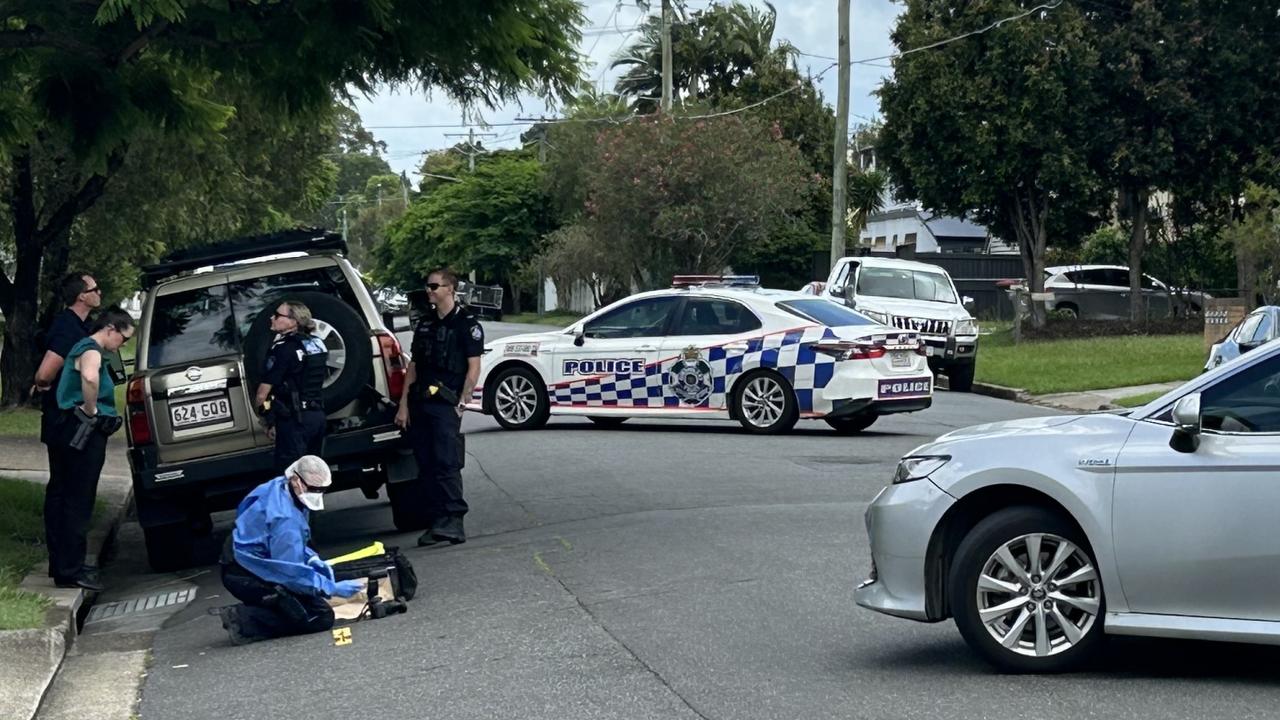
[547,325,841,413]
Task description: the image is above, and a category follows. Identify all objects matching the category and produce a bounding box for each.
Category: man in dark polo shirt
[33,271,102,590]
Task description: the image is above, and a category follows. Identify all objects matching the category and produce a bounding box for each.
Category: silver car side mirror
[962,295,976,311]
[1170,393,1202,453]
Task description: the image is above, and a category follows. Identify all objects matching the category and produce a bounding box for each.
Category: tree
[1222,184,1280,306]
[542,114,810,291]
[1087,1,1280,320]
[877,0,1105,327]
[0,0,584,406]
[375,152,554,312]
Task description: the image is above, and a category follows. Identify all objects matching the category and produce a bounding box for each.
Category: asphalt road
[111,323,1280,720]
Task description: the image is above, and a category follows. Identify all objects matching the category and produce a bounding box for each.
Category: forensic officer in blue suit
[256,300,328,472]
[217,456,363,645]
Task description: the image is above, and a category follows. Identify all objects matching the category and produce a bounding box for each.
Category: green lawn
[0,477,52,630]
[1114,390,1170,408]
[975,329,1205,395]
[501,311,583,327]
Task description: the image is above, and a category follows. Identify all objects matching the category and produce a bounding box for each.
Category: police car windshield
[776,300,875,327]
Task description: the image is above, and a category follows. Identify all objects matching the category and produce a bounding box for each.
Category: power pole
[445,126,496,172]
[661,0,673,113]
[830,0,851,271]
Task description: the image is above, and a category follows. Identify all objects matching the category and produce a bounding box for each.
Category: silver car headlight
[860,308,890,324]
[893,455,951,484]
[954,319,978,336]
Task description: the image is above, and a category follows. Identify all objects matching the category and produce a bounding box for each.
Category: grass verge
[975,327,1204,395]
[1113,390,1170,408]
[501,311,583,327]
[0,477,52,630]
[0,386,127,439]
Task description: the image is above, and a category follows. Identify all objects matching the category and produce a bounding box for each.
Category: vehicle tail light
[916,341,929,357]
[126,376,152,446]
[376,331,407,402]
[813,342,886,361]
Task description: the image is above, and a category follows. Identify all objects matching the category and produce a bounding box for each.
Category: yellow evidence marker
[333,627,352,646]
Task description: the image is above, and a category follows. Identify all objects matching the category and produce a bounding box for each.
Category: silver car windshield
[857,267,957,304]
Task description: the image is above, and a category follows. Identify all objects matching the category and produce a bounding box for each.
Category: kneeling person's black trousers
[220,561,334,641]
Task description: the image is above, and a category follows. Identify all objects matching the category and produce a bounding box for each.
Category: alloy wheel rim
[496,375,538,424]
[975,532,1100,658]
[741,376,785,427]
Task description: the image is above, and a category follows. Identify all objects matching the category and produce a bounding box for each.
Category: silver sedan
[855,340,1280,672]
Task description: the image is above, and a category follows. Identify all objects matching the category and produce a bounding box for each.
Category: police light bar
[671,275,761,288]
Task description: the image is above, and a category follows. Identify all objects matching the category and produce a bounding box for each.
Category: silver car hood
[852,296,972,322]
[932,414,1085,444]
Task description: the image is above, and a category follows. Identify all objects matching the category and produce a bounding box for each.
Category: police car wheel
[490,365,549,430]
[824,414,877,435]
[732,371,799,434]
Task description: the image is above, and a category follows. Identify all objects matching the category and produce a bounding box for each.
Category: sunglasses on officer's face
[272,311,294,320]
[425,282,450,291]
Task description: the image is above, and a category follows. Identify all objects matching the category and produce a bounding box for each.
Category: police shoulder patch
[470,325,483,341]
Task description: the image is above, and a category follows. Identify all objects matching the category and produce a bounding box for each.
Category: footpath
[0,435,132,720]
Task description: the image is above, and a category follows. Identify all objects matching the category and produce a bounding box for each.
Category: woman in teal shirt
[49,307,134,591]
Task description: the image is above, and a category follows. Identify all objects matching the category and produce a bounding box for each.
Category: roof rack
[671,274,760,289]
[140,228,347,288]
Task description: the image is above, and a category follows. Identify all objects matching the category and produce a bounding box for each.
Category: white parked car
[855,337,1280,672]
[466,277,934,434]
[820,257,979,391]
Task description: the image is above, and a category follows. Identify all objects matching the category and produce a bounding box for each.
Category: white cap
[285,455,332,489]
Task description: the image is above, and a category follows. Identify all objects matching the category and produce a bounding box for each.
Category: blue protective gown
[231,476,337,597]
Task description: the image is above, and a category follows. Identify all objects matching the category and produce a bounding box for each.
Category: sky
[352,0,901,181]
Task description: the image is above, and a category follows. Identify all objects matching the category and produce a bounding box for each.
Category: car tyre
[588,416,628,428]
[732,370,799,434]
[824,413,877,434]
[143,522,196,572]
[243,290,373,412]
[949,506,1104,673]
[948,362,976,393]
[490,365,550,430]
[1055,303,1079,319]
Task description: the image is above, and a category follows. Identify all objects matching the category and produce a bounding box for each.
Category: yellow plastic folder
[325,541,385,566]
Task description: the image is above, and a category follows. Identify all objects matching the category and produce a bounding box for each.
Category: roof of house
[922,213,989,239]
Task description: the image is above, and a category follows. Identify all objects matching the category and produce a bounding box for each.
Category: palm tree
[611,1,794,112]
[847,170,888,242]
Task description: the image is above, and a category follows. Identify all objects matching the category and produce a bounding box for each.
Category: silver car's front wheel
[950,507,1105,673]
[975,533,1100,658]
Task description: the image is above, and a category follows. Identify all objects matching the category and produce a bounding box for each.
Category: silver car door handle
[724,342,749,352]
[635,344,658,352]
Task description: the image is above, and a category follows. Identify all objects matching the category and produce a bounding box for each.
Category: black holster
[69,406,123,451]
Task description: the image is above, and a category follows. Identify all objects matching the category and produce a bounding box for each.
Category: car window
[1100,269,1130,288]
[227,266,361,341]
[829,262,852,297]
[856,267,957,303]
[670,299,762,336]
[147,284,238,367]
[584,297,680,339]
[1200,353,1280,433]
[776,299,875,327]
[1250,313,1274,344]
[1236,312,1264,344]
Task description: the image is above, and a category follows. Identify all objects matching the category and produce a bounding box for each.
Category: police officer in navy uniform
[256,300,329,472]
[395,268,483,547]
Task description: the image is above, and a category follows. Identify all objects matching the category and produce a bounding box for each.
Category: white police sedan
[466,276,934,434]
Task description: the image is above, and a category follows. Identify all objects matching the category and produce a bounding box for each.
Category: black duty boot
[429,516,466,545]
[217,606,255,646]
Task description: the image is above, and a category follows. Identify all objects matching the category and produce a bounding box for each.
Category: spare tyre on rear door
[242,290,372,411]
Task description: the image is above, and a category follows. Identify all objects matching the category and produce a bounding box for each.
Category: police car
[466,276,934,434]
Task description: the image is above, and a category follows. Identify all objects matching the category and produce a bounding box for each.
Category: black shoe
[429,516,466,546]
[217,606,255,646]
[53,573,104,592]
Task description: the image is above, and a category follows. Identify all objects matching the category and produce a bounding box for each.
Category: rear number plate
[170,396,232,429]
[878,378,931,398]
[890,351,911,368]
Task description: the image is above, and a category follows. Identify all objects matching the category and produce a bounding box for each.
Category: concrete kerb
[0,471,132,720]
